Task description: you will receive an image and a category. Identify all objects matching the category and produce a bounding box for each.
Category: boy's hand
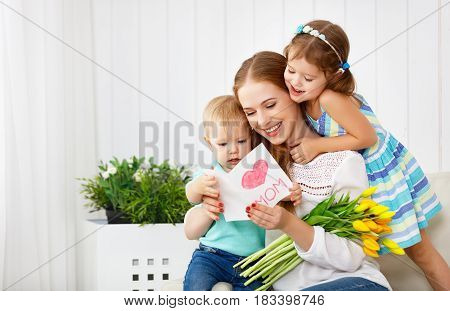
[289,182,302,207]
[201,196,224,221]
[195,174,220,198]
[290,137,320,164]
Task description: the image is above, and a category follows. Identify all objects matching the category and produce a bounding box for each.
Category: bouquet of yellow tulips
[234,187,405,291]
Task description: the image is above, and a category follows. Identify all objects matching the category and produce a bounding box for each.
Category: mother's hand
[246,203,292,230]
[201,195,224,221]
[248,203,315,251]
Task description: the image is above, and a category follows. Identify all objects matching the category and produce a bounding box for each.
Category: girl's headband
[295,24,350,73]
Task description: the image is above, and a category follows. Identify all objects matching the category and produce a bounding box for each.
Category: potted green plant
[79,156,193,224]
[78,157,199,291]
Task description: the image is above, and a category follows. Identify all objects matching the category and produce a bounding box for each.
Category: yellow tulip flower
[363,219,378,231]
[369,205,390,216]
[379,211,396,219]
[363,239,380,251]
[354,202,371,213]
[389,247,405,255]
[353,220,370,232]
[372,224,384,234]
[382,238,400,249]
[361,186,377,198]
[380,224,392,234]
[375,217,391,225]
[359,198,377,208]
[363,246,379,258]
[361,234,379,241]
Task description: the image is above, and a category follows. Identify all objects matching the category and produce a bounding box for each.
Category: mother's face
[238,79,301,146]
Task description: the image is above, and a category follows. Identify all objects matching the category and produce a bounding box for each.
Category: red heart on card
[241,160,269,189]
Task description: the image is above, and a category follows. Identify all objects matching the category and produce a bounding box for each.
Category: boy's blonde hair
[203,95,251,140]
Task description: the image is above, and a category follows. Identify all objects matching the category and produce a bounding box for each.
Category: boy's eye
[287,67,295,73]
[238,139,247,144]
[218,143,227,147]
[305,77,313,82]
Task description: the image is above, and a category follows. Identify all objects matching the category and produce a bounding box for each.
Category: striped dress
[305,93,442,253]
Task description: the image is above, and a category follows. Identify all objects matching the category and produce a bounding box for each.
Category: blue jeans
[301,277,389,291]
[183,243,264,291]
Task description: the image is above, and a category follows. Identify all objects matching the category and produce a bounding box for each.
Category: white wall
[90,0,450,173]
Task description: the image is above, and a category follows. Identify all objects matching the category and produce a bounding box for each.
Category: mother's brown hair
[233,51,288,101]
[233,51,298,213]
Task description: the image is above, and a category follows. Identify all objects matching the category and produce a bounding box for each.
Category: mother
[203,51,390,291]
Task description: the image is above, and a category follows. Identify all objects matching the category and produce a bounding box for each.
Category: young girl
[283,20,449,290]
[183,95,301,291]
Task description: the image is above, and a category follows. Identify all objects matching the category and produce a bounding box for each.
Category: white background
[90,0,449,172]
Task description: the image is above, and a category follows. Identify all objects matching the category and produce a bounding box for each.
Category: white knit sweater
[266,150,392,291]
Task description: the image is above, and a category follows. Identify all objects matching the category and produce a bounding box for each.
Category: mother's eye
[245,111,255,116]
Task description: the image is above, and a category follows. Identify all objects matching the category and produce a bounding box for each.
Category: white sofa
[164,172,450,291]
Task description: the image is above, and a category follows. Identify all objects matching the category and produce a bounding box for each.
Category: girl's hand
[290,137,321,164]
[201,195,224,221]
[246,203,292,230]
[196,174,220,198]
[289,182,302,207]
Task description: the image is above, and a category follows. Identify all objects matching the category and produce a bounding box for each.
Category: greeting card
[204,143,293,221]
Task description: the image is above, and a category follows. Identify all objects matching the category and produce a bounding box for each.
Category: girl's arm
[316,89,378,153]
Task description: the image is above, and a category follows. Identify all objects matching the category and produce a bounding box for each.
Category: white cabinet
[79,220,198,291]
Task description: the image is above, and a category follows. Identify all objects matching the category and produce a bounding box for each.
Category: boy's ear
[203,136,212,149]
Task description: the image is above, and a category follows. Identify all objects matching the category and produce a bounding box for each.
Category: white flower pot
[79,220,198,291]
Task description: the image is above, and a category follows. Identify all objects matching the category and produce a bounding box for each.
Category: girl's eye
[305,77,313,82]
[288,67,295,73]
[218,143,227,147]
[238,139,247,144]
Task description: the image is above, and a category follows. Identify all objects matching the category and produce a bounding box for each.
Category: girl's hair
[202,95,250,139]
[284,20,355,96]
[233,51,297,213]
